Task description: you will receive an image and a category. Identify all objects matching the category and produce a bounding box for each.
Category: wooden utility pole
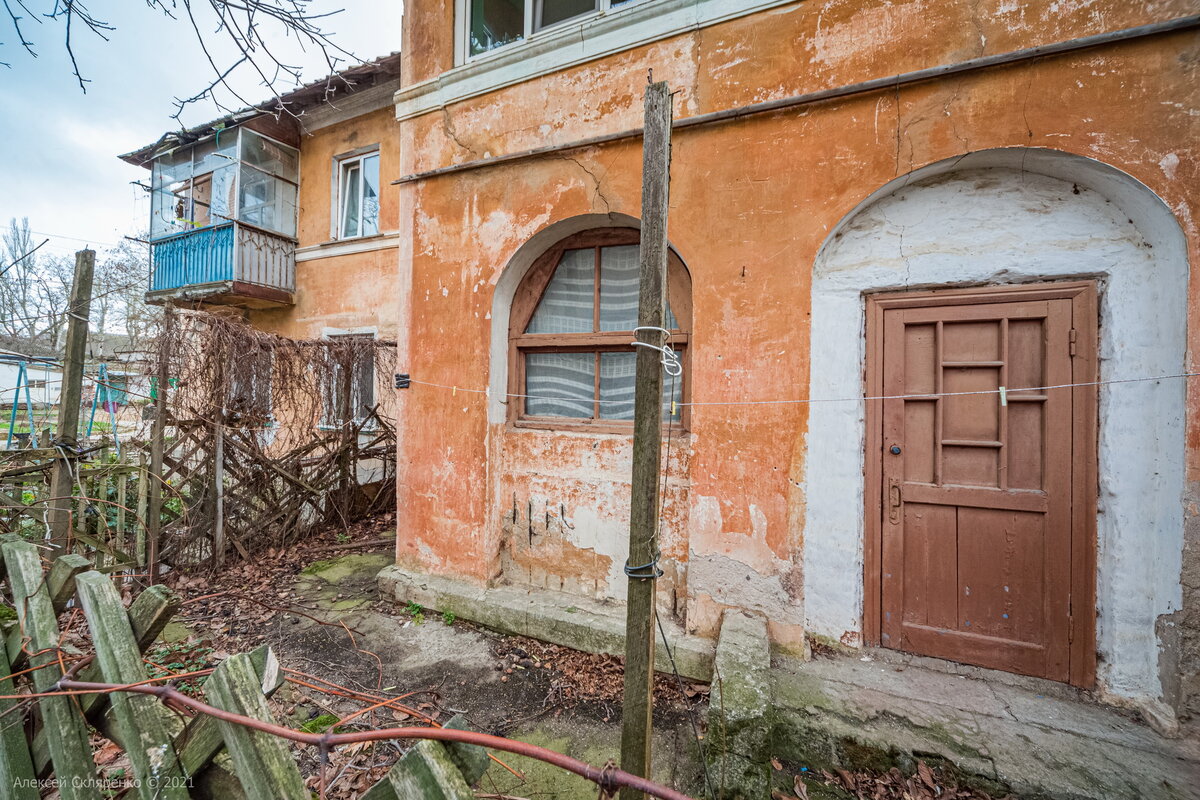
[48,249,95,549]
[146,303,173,583]
[619,79,673,799]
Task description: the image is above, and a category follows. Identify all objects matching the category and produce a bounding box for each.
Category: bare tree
[0,218,71,355]
[90,236,159,358]
[1,1,358,120]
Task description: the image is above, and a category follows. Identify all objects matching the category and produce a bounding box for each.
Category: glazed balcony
[147,221,295,308]
[142,127,299,308]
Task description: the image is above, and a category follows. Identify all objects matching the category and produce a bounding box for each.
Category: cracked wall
[394,0,1200,704]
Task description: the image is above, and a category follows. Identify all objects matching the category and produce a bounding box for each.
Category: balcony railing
[148,222,295,307]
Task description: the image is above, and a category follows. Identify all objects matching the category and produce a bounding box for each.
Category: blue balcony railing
[148,222,294,303]
[150,223,235,291]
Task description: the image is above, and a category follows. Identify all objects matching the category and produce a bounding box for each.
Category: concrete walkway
[771,651,1200,800]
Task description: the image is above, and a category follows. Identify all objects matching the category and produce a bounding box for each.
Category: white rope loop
[631,326,683,377]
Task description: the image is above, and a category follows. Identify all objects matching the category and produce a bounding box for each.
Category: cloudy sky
[0,2,401,260]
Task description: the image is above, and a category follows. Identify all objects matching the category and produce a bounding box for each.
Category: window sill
[316,424,380,433]
[400,0,795,122]
[295,232,400,262]
[509,418,687,436]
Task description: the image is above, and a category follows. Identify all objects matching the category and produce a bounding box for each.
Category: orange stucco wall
[250,106,401,341]
[393,0,1200,683]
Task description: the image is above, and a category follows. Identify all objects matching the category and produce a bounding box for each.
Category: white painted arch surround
[802,148,1189,702]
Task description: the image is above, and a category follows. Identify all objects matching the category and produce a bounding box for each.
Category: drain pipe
[394,13,1200,185]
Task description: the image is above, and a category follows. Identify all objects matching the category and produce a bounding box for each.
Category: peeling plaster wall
[494,429,691,610]
[483,215,692,611]
[249,107,402,342]
[805,151,1188,703]
[394,0,1200,696]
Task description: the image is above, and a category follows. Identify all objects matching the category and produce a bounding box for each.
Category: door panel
[877,295,1075,681]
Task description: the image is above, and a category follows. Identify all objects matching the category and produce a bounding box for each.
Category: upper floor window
[508,228,690,431]
[469,0,641,56]
[337,150,381,239]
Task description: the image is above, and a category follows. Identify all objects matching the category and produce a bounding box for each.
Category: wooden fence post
[147,304,173,582]
[213,422,225,568]
[136,451,149,567]
[48,249,96,549]
[619,79,673,800]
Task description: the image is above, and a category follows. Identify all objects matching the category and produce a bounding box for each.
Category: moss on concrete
[707,612,772,800]
[481,719,698,799]
[301,553,392,584]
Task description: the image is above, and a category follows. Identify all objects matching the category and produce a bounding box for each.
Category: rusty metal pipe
[58,679,697,800]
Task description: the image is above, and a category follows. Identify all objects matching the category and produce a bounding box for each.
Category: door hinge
[1069,329,1078,357]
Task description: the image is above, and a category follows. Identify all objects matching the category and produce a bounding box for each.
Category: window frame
[334,148,382,240]
[507,227,691,434]
[322,331,378,429]
[464,0,651,60]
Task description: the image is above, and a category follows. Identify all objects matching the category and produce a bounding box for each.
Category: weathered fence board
[75,571,192,800]
[31,584,180,774]
[0,624,37,800]
[204,652,308,800]
[177,644,282,778]
[2,541,101,800]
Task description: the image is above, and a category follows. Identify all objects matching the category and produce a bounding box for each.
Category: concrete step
[770,653,1200,800]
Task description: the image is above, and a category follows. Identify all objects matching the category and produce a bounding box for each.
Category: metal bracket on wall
[394,373,411,389]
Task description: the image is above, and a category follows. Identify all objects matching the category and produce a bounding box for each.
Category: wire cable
[406,371,1199,409]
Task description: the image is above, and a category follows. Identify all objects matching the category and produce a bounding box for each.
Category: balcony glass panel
[238,165,298,238]
[148,128,298,243]
[240,129,299,182]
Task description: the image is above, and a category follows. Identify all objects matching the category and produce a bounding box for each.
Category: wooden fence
[0,406,395,571]
[0,445,148,568]
[0,539,487,800]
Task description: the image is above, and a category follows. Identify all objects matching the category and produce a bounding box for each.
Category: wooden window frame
[507,227,692,434]
[863,280,1098,688]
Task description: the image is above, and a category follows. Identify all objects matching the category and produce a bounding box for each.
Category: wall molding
[396,0,797,121]
[295,233,400,262]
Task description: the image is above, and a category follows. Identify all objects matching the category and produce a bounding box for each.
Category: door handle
[888,479,902,524]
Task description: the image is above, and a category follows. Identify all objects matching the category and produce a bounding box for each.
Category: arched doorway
[802,149,1188,700]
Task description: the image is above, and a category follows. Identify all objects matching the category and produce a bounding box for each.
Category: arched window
[508,228,691,431]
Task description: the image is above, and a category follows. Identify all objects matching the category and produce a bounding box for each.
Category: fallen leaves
[793,760,1018,800]
[493,635,706,711]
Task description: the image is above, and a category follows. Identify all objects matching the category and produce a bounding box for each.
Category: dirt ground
[152,513,705,798]
[137,514,1019,800]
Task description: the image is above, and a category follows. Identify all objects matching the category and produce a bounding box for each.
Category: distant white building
[0,350,62,408]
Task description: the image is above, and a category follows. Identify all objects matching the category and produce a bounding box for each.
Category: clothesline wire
[405,372,1200,408]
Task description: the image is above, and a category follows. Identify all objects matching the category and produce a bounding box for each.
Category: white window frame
[320,328,379,430]
[461,0,651,61]
[334,147,381,240]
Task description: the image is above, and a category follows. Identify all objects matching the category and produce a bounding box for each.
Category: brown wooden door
[872,285,1095,682]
